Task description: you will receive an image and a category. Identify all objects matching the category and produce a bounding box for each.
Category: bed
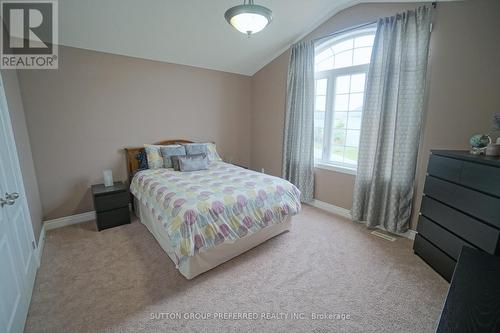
[125,140,301,279]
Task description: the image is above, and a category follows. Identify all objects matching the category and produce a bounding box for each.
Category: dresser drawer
[428,154,462,183]
[421,197,500,254]
[94,191,129,212]
[96,207,130,231]
[417,216,475,260]
[424,176,500,228]
[460,161,500,197]
[414,234,456,282]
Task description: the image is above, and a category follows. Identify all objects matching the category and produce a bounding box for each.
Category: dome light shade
[225,1,273,36]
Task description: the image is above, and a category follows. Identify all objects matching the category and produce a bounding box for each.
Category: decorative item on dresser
[469,134,491,155]
[413,150,500,282]
[91,182,131,231]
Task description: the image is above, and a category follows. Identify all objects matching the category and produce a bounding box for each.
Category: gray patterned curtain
[352,7,432,232]
[282,41,315,203]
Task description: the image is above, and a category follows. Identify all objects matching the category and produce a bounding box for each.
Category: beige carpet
[25,205,448,333]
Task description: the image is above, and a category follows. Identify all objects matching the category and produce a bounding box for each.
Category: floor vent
[370,230,396,242]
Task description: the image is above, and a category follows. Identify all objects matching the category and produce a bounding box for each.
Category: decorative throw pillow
[183,142,222,161]
[170,155,183,171]
[206,142,222,161]
[184,143,208,156]
[144,144,164,169]
[178,153,209,172]
[160,145,186,169]
[136,150,149,170]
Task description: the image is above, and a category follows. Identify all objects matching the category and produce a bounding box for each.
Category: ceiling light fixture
[224,0,273,36]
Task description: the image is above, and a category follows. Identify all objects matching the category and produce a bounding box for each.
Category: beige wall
[250,0,500,229]
[18,46,252,220]
[250,49,290,176]
[2,69,43,241]
[14,0,500,227]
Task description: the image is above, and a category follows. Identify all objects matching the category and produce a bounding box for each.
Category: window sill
[314,162,357,176]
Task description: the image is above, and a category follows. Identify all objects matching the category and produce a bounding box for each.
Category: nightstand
[91,182,131,231]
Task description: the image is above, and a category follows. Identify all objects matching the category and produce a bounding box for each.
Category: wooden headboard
[124,139,193,181]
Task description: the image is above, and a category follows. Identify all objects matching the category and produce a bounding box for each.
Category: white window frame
[314,26,376,174]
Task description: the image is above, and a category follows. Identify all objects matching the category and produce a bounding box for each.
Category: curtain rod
[313,20,377,43]
[313,2,437,43]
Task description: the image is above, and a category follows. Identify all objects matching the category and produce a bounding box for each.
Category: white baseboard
[36,212,95,266]
[44,211,96,231]
[310,199,352,219]
[34,224,46,267]
[43,203,133,232]
[308,199,417,240]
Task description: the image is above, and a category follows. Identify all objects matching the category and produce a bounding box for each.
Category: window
[314,27,375,172]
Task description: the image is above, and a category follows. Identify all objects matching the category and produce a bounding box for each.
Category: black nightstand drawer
[414,234,456,282]
[96,207,130,231]
[94,191,129,212]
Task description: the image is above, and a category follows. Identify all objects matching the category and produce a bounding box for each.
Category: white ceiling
[59,0,440,76]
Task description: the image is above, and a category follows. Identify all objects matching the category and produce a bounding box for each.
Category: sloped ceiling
[59,0,445,75]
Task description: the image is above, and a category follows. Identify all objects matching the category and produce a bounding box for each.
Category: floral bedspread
[130,162,301,264]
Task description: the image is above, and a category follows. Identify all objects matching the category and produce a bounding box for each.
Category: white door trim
[34,225,46,267]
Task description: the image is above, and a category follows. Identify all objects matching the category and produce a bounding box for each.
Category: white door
[0,73,38,333]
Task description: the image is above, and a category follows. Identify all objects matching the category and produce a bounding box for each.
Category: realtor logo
[1,0,58,69]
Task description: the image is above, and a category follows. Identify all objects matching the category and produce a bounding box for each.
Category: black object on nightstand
[91,182,131,231]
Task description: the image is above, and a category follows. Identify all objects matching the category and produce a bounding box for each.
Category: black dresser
[413,150,500,281]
